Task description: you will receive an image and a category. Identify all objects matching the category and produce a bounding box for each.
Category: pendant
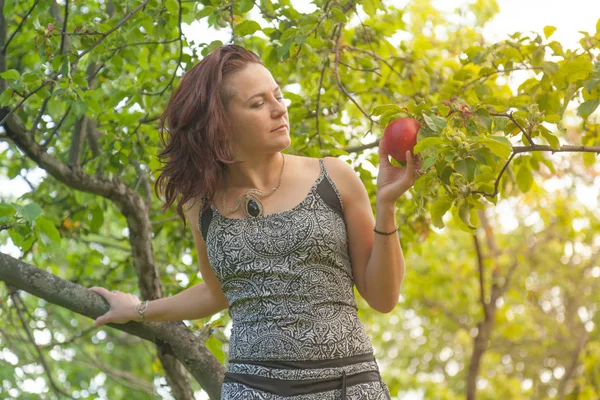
[244,194,263,218]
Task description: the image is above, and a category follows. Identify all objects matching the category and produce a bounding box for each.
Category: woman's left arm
[325,145,420,313]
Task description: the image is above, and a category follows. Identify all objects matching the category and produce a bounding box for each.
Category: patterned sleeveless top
[199,158,375,362]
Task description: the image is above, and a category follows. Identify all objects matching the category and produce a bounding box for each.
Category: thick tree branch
[1,107,197,398]
[0,252,225,399]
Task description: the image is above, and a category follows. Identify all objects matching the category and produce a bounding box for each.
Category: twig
[344,45,406,78]
[338,60,381,75]
[73,0,149,65]
[40,105,71,148]
[230,0,235,43]
[332,24,374,123]
[140,1,182,96]
[59,0,70,54]
[314,57,328,149]
[11,292,75,399]
[471,152,516,198]
[2,0,41,53]
[28,95,51,137]
[463,67,544,89]
[490,111,534,146]
[0,84,47,126]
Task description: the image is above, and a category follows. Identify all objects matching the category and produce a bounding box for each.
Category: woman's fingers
[378,141,393,168]
[88,286,113,299]
[405,151,415,177]
[93,312,112,328]
[88,286,114,328]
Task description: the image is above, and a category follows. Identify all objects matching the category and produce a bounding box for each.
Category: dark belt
[224,352,381,398]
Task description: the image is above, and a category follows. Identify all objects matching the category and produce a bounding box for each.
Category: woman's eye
[252,102,264,108]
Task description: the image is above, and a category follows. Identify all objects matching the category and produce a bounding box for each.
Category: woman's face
[223,63,291,160]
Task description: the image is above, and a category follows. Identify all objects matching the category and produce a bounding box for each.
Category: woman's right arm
[89,198,229,327]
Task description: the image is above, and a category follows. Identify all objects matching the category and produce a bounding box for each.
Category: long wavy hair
[155,45,263,226]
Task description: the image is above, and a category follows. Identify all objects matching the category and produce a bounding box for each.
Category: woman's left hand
[376,141,423,206]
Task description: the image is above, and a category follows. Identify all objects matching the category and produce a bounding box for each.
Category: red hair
[155,45,263,226]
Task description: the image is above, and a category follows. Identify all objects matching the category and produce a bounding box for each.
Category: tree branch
[73,0,149,66]
[59,0,70,54]
[2,0,41,54]
[490,111,534,146]
[0,252,225,399]
[473,233,488,317]
[140,0,182,96]
[332,24,375,125]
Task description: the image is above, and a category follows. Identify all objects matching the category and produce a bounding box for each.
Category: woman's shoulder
[182,195,208,232]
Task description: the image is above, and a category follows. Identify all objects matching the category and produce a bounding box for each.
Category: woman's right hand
[88,287,141,328]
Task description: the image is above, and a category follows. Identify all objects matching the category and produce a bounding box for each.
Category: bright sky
[1,1,599,399]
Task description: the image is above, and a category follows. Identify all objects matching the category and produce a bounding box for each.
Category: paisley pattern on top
[199,158,391,399]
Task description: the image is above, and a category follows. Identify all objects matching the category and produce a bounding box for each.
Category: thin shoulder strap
[316,158,343,215]
[198,194,213,241]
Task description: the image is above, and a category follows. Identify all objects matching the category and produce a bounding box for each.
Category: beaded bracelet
[373,227,399,236]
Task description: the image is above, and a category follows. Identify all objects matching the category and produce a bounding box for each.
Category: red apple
[382,118,420,162]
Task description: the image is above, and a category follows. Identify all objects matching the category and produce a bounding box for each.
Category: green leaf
[22,203,42,222]
[8,230,24,247]
[0,203,16,218]
[0,89,12,106]
[483,136,512,159]
[466,158,477,181]
[516,164,533,193]
[239,0,254,13]
[372,104,403,116]
[475,108,492,131]
[330,7,347,23]
[540,128,560,150]
[421,154,437,171]
[454,159,468,179]
[458,202,476,229]
[236,20,261,36]
[422,113,447,133]
[543,26,557,39]
[90,207,104,233]
[413,137,443,155]
[0,69,20,81]
[35,217,61,246]
[430,196,453,229]
[72,101,88,118]
[578,99,600,119]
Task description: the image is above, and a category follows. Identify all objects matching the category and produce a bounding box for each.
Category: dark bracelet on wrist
[373,227,399,236]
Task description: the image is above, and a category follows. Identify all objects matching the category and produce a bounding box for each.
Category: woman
[89,44,421,399]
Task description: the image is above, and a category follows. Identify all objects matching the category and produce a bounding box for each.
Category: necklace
[221,153,286,218]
